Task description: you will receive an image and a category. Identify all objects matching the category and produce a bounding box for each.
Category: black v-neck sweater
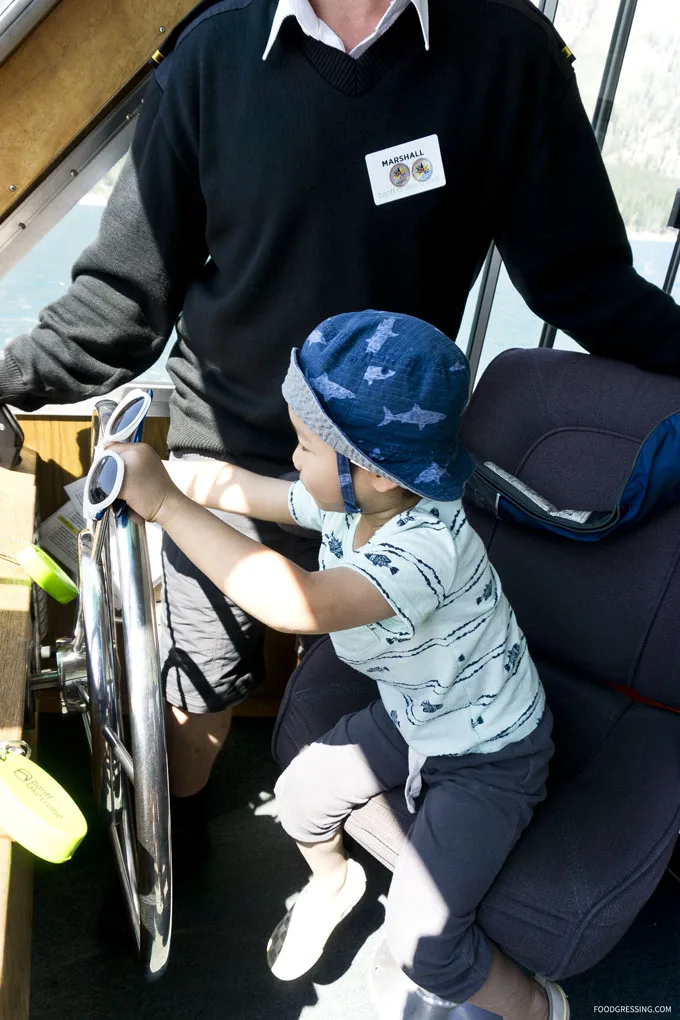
[2,0,679,471]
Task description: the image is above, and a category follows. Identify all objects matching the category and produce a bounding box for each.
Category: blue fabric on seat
[272,348,680,980]
[465,408,680,541]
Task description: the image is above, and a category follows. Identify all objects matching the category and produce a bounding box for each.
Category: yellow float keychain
[14,545,79,604]
[0,536,78,604]
[0,741,87,863]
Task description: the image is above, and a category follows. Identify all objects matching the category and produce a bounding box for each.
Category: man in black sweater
[0,0,678,1008]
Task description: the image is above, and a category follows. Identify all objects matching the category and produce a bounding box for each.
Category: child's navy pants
[274,699,554,1002]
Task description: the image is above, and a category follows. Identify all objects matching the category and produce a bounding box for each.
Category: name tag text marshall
[382,149,425,167]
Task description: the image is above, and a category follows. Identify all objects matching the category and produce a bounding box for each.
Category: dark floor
[29,713,680,1020]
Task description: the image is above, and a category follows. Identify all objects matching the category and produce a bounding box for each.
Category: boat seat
[272,347,680,980]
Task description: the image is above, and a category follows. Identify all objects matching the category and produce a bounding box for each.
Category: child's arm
[127,444,295,524]
[114,442,393,633]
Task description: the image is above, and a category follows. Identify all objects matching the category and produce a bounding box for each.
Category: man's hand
[109,442,184,524]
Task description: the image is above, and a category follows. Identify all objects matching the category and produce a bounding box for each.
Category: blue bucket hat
[281,310,476,513]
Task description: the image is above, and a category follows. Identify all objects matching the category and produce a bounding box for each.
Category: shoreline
[627,230,675,242]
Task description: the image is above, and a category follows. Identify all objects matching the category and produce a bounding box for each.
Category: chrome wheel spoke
[103,724,134,784]
[77,438,172,977]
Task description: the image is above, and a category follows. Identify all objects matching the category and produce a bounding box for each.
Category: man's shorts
[159,453,320,715]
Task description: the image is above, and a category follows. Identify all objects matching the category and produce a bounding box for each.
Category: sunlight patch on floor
[250,789,280,820]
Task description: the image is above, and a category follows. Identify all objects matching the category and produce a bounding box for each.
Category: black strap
[0,405,23,469]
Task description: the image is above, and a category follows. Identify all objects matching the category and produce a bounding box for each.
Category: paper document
[38,501,84,578]
[37,477,164,597]
[63,476,87,508]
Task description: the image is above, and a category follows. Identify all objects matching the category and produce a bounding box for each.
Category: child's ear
[370,472,400,494]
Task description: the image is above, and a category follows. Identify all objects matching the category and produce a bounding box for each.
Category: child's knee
[274,760,304,838]
[274,752,335,843]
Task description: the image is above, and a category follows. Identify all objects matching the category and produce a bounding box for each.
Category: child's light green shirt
[289,481,545,758]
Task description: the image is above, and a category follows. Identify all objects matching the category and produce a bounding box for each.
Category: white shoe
[536,975,570,1019]
[266,858,367,981]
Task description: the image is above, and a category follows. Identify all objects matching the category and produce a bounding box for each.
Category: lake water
[1,202,678,386]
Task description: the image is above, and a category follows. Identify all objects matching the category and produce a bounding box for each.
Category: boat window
[0,0,677,399]
[0,0,61,66]
[553,0,680,351]
[0,153,172,387]
[472,0,679,376]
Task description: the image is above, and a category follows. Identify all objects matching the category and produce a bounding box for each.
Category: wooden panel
[19,415,169,521]
[0,847,32,1020]
[0,0,199,217]
[0,449,38,1020]
[18,416,169,654]
[17,416,295,715]
[0,449,37,734]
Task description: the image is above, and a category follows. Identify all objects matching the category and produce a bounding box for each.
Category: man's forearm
[0,76,207,410]
[496,73,680,375]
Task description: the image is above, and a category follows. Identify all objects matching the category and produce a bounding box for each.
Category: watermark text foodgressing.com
[593,1007,672,1014]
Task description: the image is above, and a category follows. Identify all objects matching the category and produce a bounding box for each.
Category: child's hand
[107,442,182,524]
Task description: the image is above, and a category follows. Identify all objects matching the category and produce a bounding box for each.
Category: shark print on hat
[380,405,447,430]
[364,366,396,386]
[365,317,398,353]
[311,373,356,401]
[284,308,475,503]
[414,463,447,486]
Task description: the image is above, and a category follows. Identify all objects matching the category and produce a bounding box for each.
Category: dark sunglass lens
[109,396,145,435]
[89,455,119,505]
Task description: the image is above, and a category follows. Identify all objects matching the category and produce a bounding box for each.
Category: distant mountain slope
[553,0,679,232]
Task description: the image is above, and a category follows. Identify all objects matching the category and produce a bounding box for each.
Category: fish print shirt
[289,481,545,759]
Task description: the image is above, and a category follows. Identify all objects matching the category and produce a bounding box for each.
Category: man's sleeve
[494,68,680,376]
[288,480,325,532]
[0,64,208,411]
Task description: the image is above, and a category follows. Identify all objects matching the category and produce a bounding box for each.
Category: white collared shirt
[262,0,429,61]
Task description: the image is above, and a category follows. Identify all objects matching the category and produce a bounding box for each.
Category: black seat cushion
[273,638,680,978]
[272,349,680,979]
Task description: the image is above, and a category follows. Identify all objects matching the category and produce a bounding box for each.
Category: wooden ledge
[0,448,38,1020]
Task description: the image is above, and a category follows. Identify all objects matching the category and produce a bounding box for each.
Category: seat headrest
[460,347,680,711]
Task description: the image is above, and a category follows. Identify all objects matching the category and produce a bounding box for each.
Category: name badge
[365,134,446,206]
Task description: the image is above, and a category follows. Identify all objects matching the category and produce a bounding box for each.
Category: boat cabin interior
[0,0,679,1018]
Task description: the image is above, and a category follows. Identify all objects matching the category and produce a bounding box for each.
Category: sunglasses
[82,388,153,521]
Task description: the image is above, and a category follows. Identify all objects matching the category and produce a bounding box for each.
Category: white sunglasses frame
[99,387,153,449]
[82,450,126,521]
[82,388,153,521]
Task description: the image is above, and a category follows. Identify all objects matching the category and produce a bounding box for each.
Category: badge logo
[389,163,410,187]
[412,158,432,182]
[365,134,445,206]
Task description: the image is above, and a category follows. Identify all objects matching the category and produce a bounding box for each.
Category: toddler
[115,310,567,1020]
